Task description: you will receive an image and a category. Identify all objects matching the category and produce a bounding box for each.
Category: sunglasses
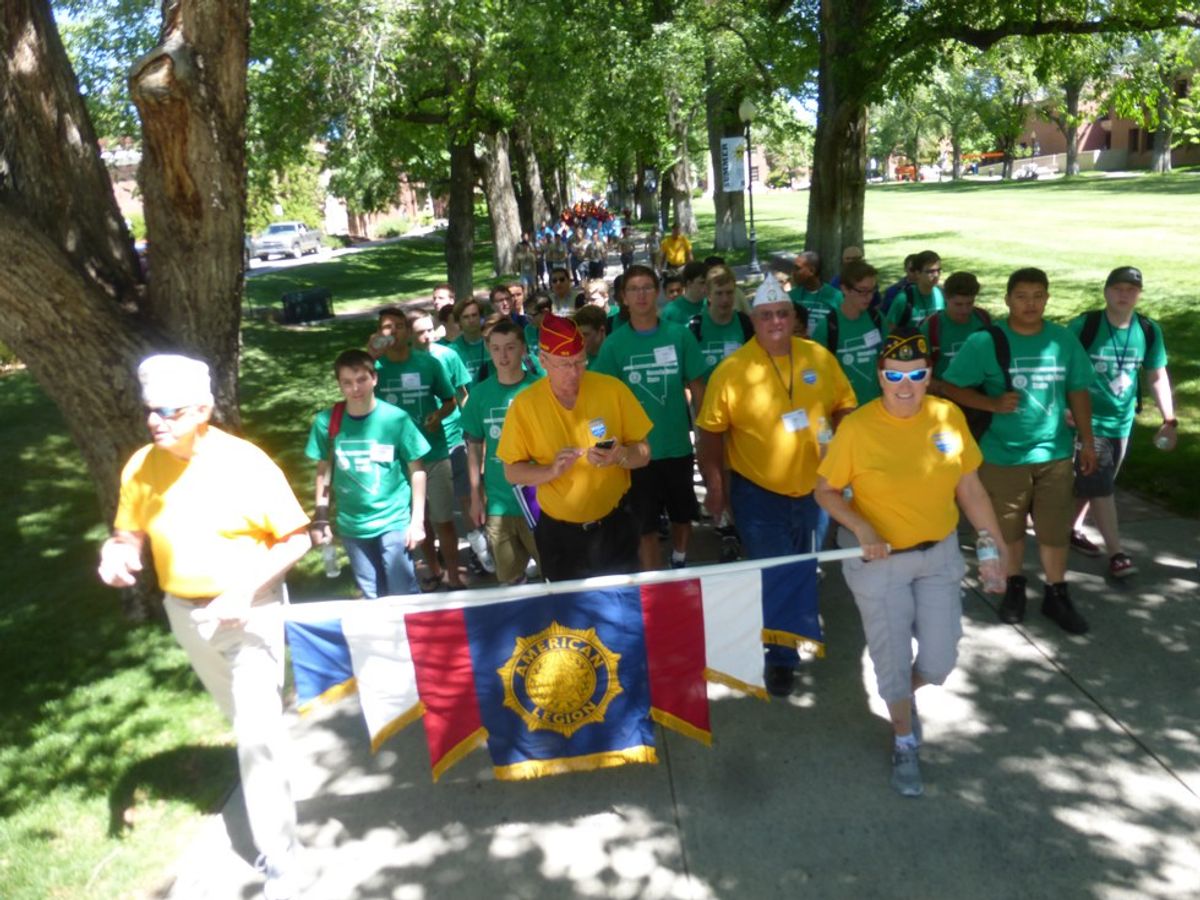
[144,405,192,420]
[881,368,930,384]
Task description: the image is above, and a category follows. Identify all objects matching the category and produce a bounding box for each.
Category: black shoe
[719,535,740,563]
[1042,582,1089,635]
[764,664,795,697]
[998,575,1027,624]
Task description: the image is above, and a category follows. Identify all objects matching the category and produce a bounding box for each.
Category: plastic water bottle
[321,542,341,579]
[976,530,1005,594]
[817,416,833,451]
[1154,433,1171,450]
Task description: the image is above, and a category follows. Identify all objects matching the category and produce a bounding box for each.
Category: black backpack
[1076,310,1157,414]
[688,310,754,344]
[823,307,884,355]
[960,325,1012,440]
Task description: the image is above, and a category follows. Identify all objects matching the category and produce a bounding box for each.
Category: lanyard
[1105,317,1135,384]
[765,342,795,405]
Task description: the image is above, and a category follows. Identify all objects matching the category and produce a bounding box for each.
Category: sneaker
[1070,530,1103,557]
[890,746,924,797]
[467,530,496,574]
[764,663,795,697]
[1108,553,1137,579]
[998,575,1027,624]
[1042,582,1089,635]
[717,529,741,563]
[670,556,687,569]
[910,703,922,747]
[256,852,298,900]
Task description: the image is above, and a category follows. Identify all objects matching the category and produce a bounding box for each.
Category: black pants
[534,504,639,582]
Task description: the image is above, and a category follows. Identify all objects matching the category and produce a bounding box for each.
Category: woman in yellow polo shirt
[814,327,1006,798]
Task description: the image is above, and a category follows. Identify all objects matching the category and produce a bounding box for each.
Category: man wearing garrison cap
[497,313,653,581]
[97,354,311,899]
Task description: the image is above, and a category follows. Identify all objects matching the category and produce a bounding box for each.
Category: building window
[1129,127,1140,152]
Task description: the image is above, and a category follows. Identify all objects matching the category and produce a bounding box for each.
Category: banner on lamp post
[719,136,746,192]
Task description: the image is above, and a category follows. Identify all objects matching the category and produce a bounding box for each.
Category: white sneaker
[256,851,298,900]
[890,746,923,797]
[467,529,496,574]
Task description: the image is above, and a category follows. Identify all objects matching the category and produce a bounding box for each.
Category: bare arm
[939,381,1018,413]
[466,439,487,528]
[423,395,458,432]
[696,427,727,518]
[311,459,332,545]
[204,528,313,623]
[97,529,146,588]
[1146,367,1178,450]
[813,476,888,560]
[406,462,427,548]
[505,448,585,487]
[1067,388,1096,475]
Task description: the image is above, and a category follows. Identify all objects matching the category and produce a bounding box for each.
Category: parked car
[253,221,322,260]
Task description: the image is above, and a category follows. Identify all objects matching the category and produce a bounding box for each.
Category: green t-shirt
[811,300,887,404]
[661,296,707,327]
[943,319,1096,465]
[789,283,840,337]
[691,310,749,382]
[451,334,488,382]
[885,284,945,329]
[374,352,457,461]
[460,371,540,517]
[922,310,991,379]
[422,341,470,449]
[304,401,431,539]
[1068,311,1167,438]
[593,319,705,459]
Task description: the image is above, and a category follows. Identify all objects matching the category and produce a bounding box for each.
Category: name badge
[806,319,818,337]
[863,330,882,348]
[654,345,678,366]
[401,373,421,390]
[782,409,810,432]
[369,443,395,464]
[1109,371,1133,396]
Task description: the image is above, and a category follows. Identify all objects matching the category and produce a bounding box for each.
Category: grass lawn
[1,172,1196,897]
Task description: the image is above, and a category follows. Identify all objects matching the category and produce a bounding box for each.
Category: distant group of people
[95,218,1179,894]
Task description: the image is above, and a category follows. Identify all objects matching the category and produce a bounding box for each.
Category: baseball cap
[1105,266,1143,289]
[538,312,584,356]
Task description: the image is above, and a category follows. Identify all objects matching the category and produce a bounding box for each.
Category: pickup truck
[253,221,322,260]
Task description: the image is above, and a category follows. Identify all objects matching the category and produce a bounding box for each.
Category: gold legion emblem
[497,621,622,738]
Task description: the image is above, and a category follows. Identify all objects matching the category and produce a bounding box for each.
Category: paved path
[161,488,1199,899]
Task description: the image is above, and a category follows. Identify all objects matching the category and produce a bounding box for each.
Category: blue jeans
[341,530,419,599]
[730,473,826,668]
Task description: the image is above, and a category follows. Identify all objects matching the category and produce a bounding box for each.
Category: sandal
[420,573,443,592]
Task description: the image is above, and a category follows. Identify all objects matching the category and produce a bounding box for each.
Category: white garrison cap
[137,354,214,408]
[751,276,790,308]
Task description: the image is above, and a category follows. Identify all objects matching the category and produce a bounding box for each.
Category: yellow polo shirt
[496,373,652,523]
[660,234,692,267]
[817,397,982,549]
[113,427,310,598]
[697,337,856,496]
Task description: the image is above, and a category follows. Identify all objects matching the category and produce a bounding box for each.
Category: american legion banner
[284,550,858,782]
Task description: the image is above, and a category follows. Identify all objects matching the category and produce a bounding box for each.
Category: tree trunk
[951,138,963,180]
[1064,81,1082,176]
[665,87,697,235]
[636,152,659,223]
[446,137,476,299]
[512,122,550,232]
[1151,91,1172,174]
[1,0,249,620]
[479,130,522,276]
[705,69,748,253]
[805,0,869,281]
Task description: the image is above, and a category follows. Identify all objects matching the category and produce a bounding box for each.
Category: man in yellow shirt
[498,313,652,581]
[659,222,693,273]
[697,278,857,696]
[97,354,311,900]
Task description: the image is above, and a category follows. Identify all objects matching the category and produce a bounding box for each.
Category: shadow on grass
[108,744,236,837]
[868,170,1200,196]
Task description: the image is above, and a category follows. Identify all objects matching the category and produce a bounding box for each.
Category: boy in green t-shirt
[812,259,887,404]
[594,264,706,570]
[941,268,1097,634]
[1067,266,1177,579]
[370,308,464,589]
[788,250,840,337]
[306,349,431,598]
[924,271,992,382]
[461,320,543,584]
[885,249,945,328]
[661,260,709,326]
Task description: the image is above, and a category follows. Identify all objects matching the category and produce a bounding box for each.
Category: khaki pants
[164,587,297,860]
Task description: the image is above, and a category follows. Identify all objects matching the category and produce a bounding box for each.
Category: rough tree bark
[804,0,868,280]
[704,68,747,253]
[1151,91,1173,174]
[446,137,476,300]
[479,130,522,276]
[511,122,550,232]
[664,87,697,234]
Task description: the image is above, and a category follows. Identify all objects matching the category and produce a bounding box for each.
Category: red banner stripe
[640,579,710,740]
[406,608,485,776]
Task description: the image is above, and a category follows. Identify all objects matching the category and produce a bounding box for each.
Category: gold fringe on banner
[297,676,358,716]
[493,746,658,781]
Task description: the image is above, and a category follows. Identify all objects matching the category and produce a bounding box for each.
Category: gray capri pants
[841,532,965,704]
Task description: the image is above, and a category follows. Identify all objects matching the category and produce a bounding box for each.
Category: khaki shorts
[425,457,455,524]
[485,514,540,583]
[979,458,1074,547]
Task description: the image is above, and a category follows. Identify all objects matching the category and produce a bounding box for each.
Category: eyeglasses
[922,268,942,276]
[881,368,930,384]
[144,405,192,420]
[551,276,568,283]
[845,283,875,295]
[755,308,793,320]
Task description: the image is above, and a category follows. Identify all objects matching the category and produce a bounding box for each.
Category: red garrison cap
[539,312,584,357]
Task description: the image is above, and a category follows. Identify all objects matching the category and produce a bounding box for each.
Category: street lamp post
[738,97,761,274]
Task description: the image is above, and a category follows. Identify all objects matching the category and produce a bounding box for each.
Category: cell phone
[595,438,616,450]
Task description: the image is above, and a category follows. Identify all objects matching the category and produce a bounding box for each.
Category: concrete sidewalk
[164,490,1199,899]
